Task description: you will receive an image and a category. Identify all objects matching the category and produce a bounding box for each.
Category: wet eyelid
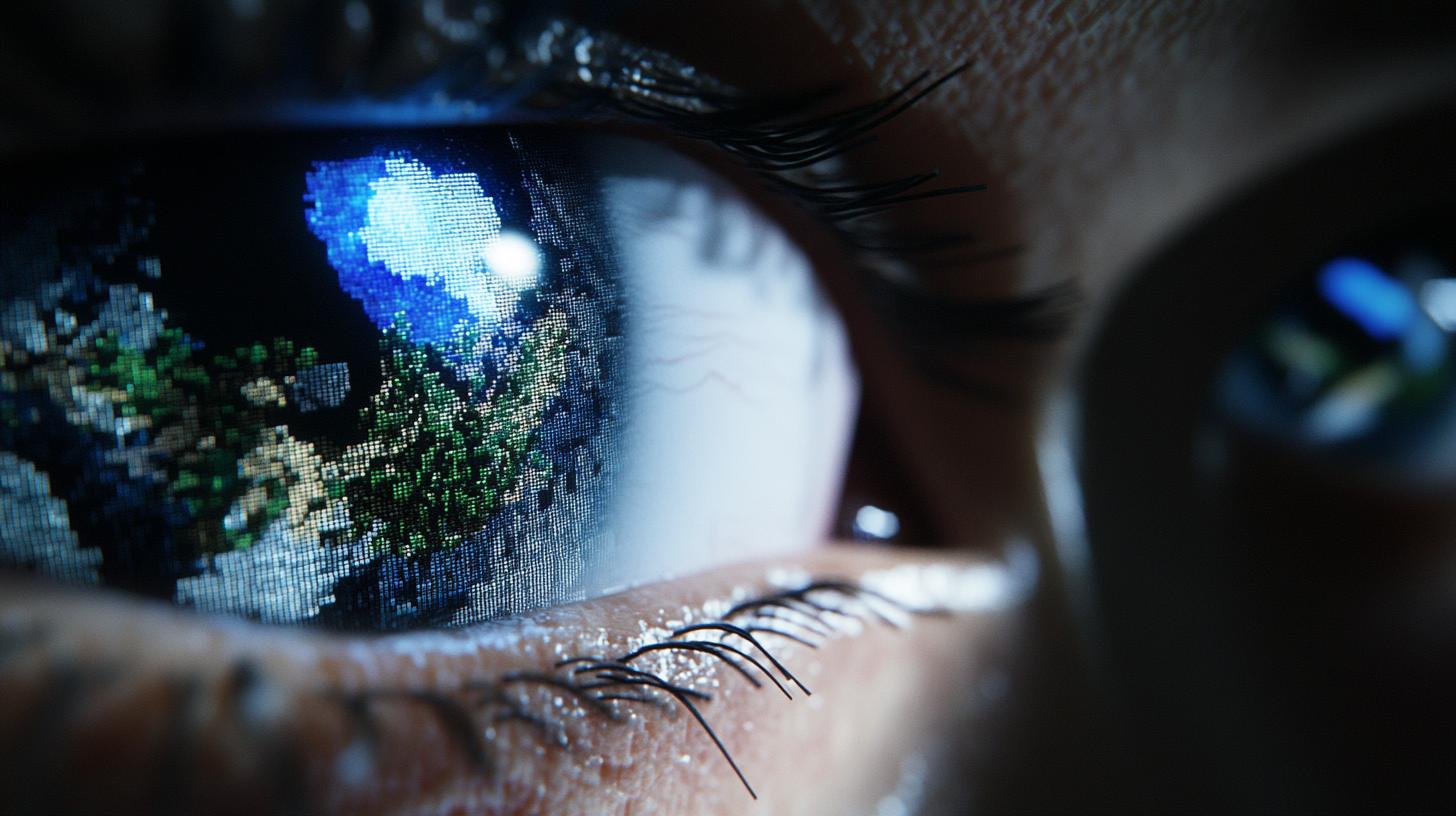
[0,542,1025,812]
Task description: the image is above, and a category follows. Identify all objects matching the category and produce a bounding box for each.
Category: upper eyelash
[4,4,1074,395]
[541,34,1078,394]
[1,8,1055,808]
[0,578,936,810]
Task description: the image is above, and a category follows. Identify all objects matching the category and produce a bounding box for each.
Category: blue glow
[852,504,901,540]
[269,97,518,128]
[304,151,532,347]
[1317,256,1416,342]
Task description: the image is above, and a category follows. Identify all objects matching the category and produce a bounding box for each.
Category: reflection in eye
[1215,218,1456,469]
[0,128,856,630]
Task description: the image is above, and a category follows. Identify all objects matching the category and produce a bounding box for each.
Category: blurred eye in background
[1048,97,1456,812]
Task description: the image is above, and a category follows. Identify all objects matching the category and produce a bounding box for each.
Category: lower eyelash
[335,579,929,802]
[0,578,933,811]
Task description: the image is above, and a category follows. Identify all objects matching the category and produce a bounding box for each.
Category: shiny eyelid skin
[3,5,1072,370]
[0,549,1025,812]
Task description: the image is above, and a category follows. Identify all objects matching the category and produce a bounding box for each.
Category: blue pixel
[304,151,530,347]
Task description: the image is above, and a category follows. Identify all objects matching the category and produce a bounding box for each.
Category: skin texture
[2,1,1455,813]
[0,546,1009,814]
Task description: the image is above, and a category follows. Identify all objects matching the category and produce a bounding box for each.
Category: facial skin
[1,2,1454,814]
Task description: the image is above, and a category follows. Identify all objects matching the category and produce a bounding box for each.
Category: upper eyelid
[0,7,694,144]
[4,3,1074,394]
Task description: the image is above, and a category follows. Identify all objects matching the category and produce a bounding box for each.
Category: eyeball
[0,127,857,629]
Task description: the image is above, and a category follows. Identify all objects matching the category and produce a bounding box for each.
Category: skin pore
[2,1,1454,813]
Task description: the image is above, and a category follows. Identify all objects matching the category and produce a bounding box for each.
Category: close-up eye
[1,4,1025,814]
[0,126,854,628]
[4,2,1456,815]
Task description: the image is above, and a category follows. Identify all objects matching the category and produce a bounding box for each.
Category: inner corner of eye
[0,127,859,633]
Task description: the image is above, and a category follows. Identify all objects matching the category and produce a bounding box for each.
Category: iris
[0,127,857,633]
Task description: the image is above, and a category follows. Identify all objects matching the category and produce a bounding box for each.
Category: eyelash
[547,41,1076,394]
[0,578,929,810]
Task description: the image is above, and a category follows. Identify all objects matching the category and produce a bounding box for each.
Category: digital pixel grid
[0,132,622,629]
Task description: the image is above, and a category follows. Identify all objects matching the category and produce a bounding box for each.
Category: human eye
[1047,94,1456,811]
[5,124,863,624]
[0,3,1055,814]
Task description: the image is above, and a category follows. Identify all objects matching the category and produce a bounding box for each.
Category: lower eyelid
[0,544,1020,813]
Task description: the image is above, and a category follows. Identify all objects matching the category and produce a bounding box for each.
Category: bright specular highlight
[305,152,542,343]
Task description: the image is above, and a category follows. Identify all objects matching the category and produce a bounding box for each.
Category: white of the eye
[590,138,860,591]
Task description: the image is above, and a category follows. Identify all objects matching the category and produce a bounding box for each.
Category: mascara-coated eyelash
[0,576,938,810]
[0,7,1044,811]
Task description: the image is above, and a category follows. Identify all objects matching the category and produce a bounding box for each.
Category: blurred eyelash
[0,579,934,809]
[541,37,1077,394]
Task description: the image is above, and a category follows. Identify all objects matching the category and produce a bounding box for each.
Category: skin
[0,547,1007,814]
[2,1,1454,813]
